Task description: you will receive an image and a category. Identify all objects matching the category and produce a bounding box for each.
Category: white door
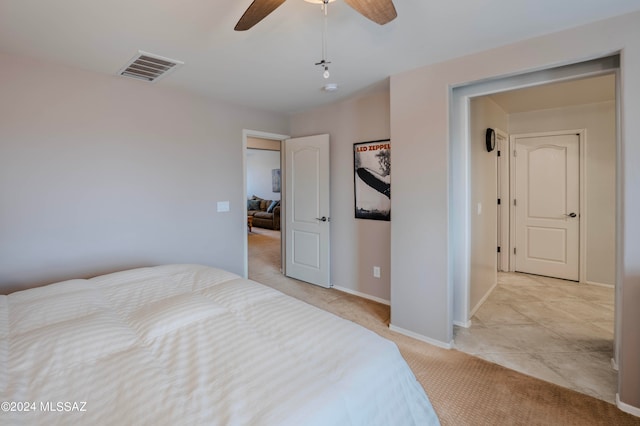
[512,133,580,281]
[284,134,331,287]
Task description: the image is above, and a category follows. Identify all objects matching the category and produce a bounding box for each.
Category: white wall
[290,88,391,302]
[0,52,288,293]
[469,97,508,314]
[390,11,640,409]
[509,101,616,286]
[247,149,281,201]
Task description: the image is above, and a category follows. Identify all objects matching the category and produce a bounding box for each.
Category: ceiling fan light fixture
[235,0,396,31]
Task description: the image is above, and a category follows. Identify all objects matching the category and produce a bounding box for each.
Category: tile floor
[454,272,617,403]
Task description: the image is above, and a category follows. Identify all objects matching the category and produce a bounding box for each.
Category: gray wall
[290,88,391,302]
[390,12,640,409]
[0,52,288,293]
[469,97,508,314]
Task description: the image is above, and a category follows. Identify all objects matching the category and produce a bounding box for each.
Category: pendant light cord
[315,0,331,79]
[322,0,328,64]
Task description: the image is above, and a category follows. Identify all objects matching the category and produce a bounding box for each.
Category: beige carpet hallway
[247,227,639,425]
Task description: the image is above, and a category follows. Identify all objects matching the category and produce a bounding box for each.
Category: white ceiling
[1,0,639,114]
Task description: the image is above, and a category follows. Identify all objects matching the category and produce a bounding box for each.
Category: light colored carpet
[248,227,640,425]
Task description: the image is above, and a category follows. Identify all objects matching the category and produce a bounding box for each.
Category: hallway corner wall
[469,97,509,315]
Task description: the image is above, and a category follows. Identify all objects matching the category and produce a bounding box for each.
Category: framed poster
[353,139,390,221]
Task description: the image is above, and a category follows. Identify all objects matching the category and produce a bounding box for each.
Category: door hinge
[497,246,501,253]
[513,150,517,157]
[497,150,501,157]
[513,199,517,206]
[514,248,517,255]
[497,198,501,205]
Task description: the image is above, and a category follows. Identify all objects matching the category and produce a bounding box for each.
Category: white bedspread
[0,264,439,425]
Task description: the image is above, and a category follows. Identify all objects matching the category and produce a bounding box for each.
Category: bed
[0,264,439,425]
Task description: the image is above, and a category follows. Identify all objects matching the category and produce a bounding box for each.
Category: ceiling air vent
[118,51,184,83]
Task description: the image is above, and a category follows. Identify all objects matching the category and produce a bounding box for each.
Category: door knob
[315,216,328,222]
[565,212,577,218]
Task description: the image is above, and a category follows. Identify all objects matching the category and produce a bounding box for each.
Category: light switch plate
[217,201,230,212]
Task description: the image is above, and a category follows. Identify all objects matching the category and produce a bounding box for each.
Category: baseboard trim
[469,280,498,317]
[332,285,390,306]
[616,394,640,417]
[453,320,471,328]
[585,280,615,289]
[389,324,452,349]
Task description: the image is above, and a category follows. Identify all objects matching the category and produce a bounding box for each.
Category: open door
[284,134,331,287]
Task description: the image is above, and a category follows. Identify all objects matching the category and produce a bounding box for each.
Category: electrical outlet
[373,266,381,278]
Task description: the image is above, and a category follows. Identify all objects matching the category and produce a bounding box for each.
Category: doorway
[451,55,620,327]
[456,69,618,403]
[242,130,288,280]
[242,130,332,289]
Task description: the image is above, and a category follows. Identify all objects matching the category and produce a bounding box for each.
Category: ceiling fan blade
[235,0,287,31]
[344,0,397,25]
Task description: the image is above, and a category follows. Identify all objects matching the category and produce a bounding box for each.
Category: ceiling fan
[235,0,397,31]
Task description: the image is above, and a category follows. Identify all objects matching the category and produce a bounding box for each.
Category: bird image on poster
[354,140,390,221]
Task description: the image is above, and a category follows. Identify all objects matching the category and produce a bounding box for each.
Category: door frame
[450,56,619,365]
[242,129,290,279]
[496,128,510,272]
[507,129,586,283]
